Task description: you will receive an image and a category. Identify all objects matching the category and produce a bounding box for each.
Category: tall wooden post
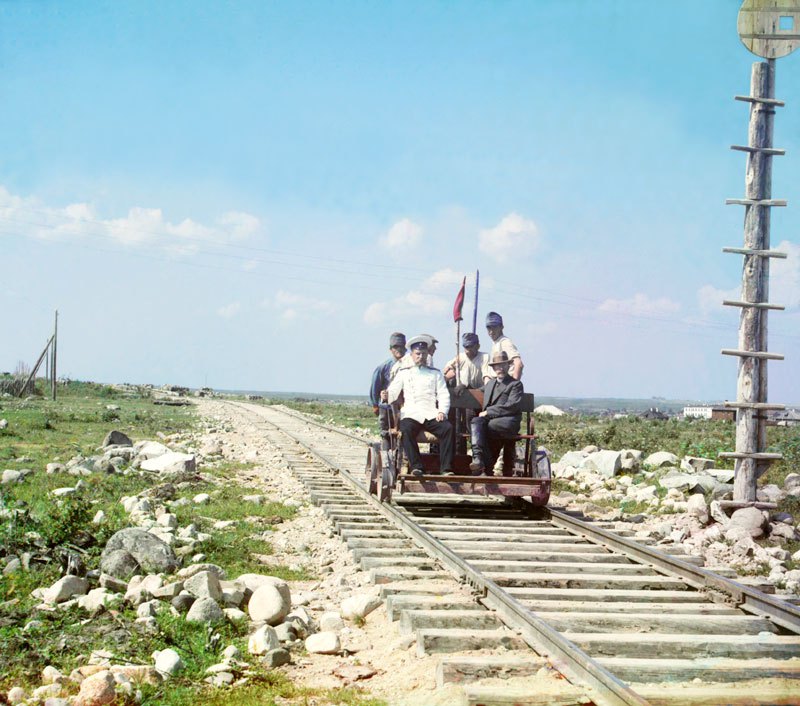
[718,0,798,504]
[52,310,58,401]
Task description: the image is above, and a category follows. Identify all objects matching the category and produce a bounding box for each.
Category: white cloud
[772,240,800,309]
[362,292,448,325]
[381,218,422,252]
[697,284,739,316]
[268,290,335,322]
[479,212,540,263]
[217,302,241,319]
[423,268,467,292]
[598,293,680,317]
[0,185,263,251]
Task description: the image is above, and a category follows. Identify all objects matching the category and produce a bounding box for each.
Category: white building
[683,406,713,419]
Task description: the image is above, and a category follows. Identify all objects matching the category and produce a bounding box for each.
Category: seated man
[469,351,523,476]
[387,336,454,477]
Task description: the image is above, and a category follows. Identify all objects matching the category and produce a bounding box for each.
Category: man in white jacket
[387,336,454,476]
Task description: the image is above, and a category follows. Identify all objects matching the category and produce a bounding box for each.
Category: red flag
[453,276,466,322]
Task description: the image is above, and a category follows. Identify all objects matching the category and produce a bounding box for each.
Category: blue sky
[1,1,798,401]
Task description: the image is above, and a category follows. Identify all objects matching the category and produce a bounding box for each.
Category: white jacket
[387,364,449,423]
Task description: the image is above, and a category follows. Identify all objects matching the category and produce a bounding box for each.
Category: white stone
[52,487,76,497]
[136,441,171,459]
[558,451,585,468]
[223,608,247,624]
[320,611,345,632]
[729,507,767,538]
[153,648,184,677]
[305,631,340,654]
[43,576,89,604]
[1,469,22,484]
[157,513,178,529]
[643,451,679,469]
[77,588,119,614]
[184,570,222,601]
[247,582,291,625]
[7,687,26,705]
[140,452,196,474]
[341,592,381,621]
[193,493,211,505]
[582,450,622,477]
[92,510,106,524]
[248,624,280,655]
[686,494,709,524]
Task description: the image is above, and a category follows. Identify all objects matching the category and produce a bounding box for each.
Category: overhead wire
[2,212,798,342]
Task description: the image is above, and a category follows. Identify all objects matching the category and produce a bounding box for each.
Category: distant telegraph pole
[719,1,799,505]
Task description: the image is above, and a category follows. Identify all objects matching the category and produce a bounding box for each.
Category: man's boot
[469,451,486,475]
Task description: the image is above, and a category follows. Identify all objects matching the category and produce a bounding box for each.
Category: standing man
[387,336,454,477]
[370,332,406,458]
[469,352,524,476]
[485,312,523,380]
[443,332,490,389]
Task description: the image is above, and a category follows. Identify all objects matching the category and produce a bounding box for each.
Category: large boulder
[681,456,715,473]
[140,452,196,475]
[101,528,179,579]
[686,494,709,524]
[248,583,291,625]
[558,451,585,468]
[102,430,133,448]
[134,441,171,460]
[643,451,679,469]
[582,450,622,478]
[73,670,116,706]
[729,507,767,538]
[43,576,89,604]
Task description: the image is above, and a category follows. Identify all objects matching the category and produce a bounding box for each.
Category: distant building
[683,405,734,422]
[684,406,713,419]
[534,404,565,416]
[773,409,800,427]
[641,408,669,421]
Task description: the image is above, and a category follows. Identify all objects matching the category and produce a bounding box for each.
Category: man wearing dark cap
[387,336,454,476]
[370,332,407,457]
[485,311,523,381]
[469,351,524,476]
[443,332,490,389]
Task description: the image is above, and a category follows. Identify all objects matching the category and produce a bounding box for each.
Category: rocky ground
[3,396,799,706]
[548,447,800,593]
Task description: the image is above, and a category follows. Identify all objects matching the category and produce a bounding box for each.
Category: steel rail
[246,403,800,633]
[235,402,651,706]
[548,507,800,634]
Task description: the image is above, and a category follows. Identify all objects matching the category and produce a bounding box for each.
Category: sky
[1,0,799,401]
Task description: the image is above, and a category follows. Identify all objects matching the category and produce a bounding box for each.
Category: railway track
[223,400,800,706]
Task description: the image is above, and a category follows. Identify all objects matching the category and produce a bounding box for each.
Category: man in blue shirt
[369,332,407,457]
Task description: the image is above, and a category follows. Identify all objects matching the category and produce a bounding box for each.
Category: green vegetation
[266,398,378,434]
[0,380,332,703]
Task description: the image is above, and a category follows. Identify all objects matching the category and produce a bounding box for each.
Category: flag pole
[472,269,479,334]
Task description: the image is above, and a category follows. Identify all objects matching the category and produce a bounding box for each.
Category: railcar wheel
[379,460,394,503]
[366,443,380,496]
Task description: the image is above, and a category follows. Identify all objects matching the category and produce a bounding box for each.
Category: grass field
[0,382,383,705]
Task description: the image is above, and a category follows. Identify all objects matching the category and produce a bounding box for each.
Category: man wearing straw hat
[469,351,523,476]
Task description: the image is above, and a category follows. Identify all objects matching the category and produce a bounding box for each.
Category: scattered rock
[248,625,280,655]
[43,576,89,604]
[643,451,679,469]
[185,597,224,624]
[101,528,179,579]
[248,582,291,625]
[102,430,133,447]
[341,593,381,621]
[73,670,116,706]
[153,648,184,677]
[140,452,196,474]
[729,507,767,538]
[305,631,341,654]
[262,647,290,667]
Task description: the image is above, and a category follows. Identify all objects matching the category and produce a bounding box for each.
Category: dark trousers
[399,417,454,473]
[470,415,519,475]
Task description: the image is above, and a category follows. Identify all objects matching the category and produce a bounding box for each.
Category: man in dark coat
[469,351,523,476]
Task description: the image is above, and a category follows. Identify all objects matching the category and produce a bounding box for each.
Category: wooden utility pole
[719,1,798,504]
[52,310,58,400]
